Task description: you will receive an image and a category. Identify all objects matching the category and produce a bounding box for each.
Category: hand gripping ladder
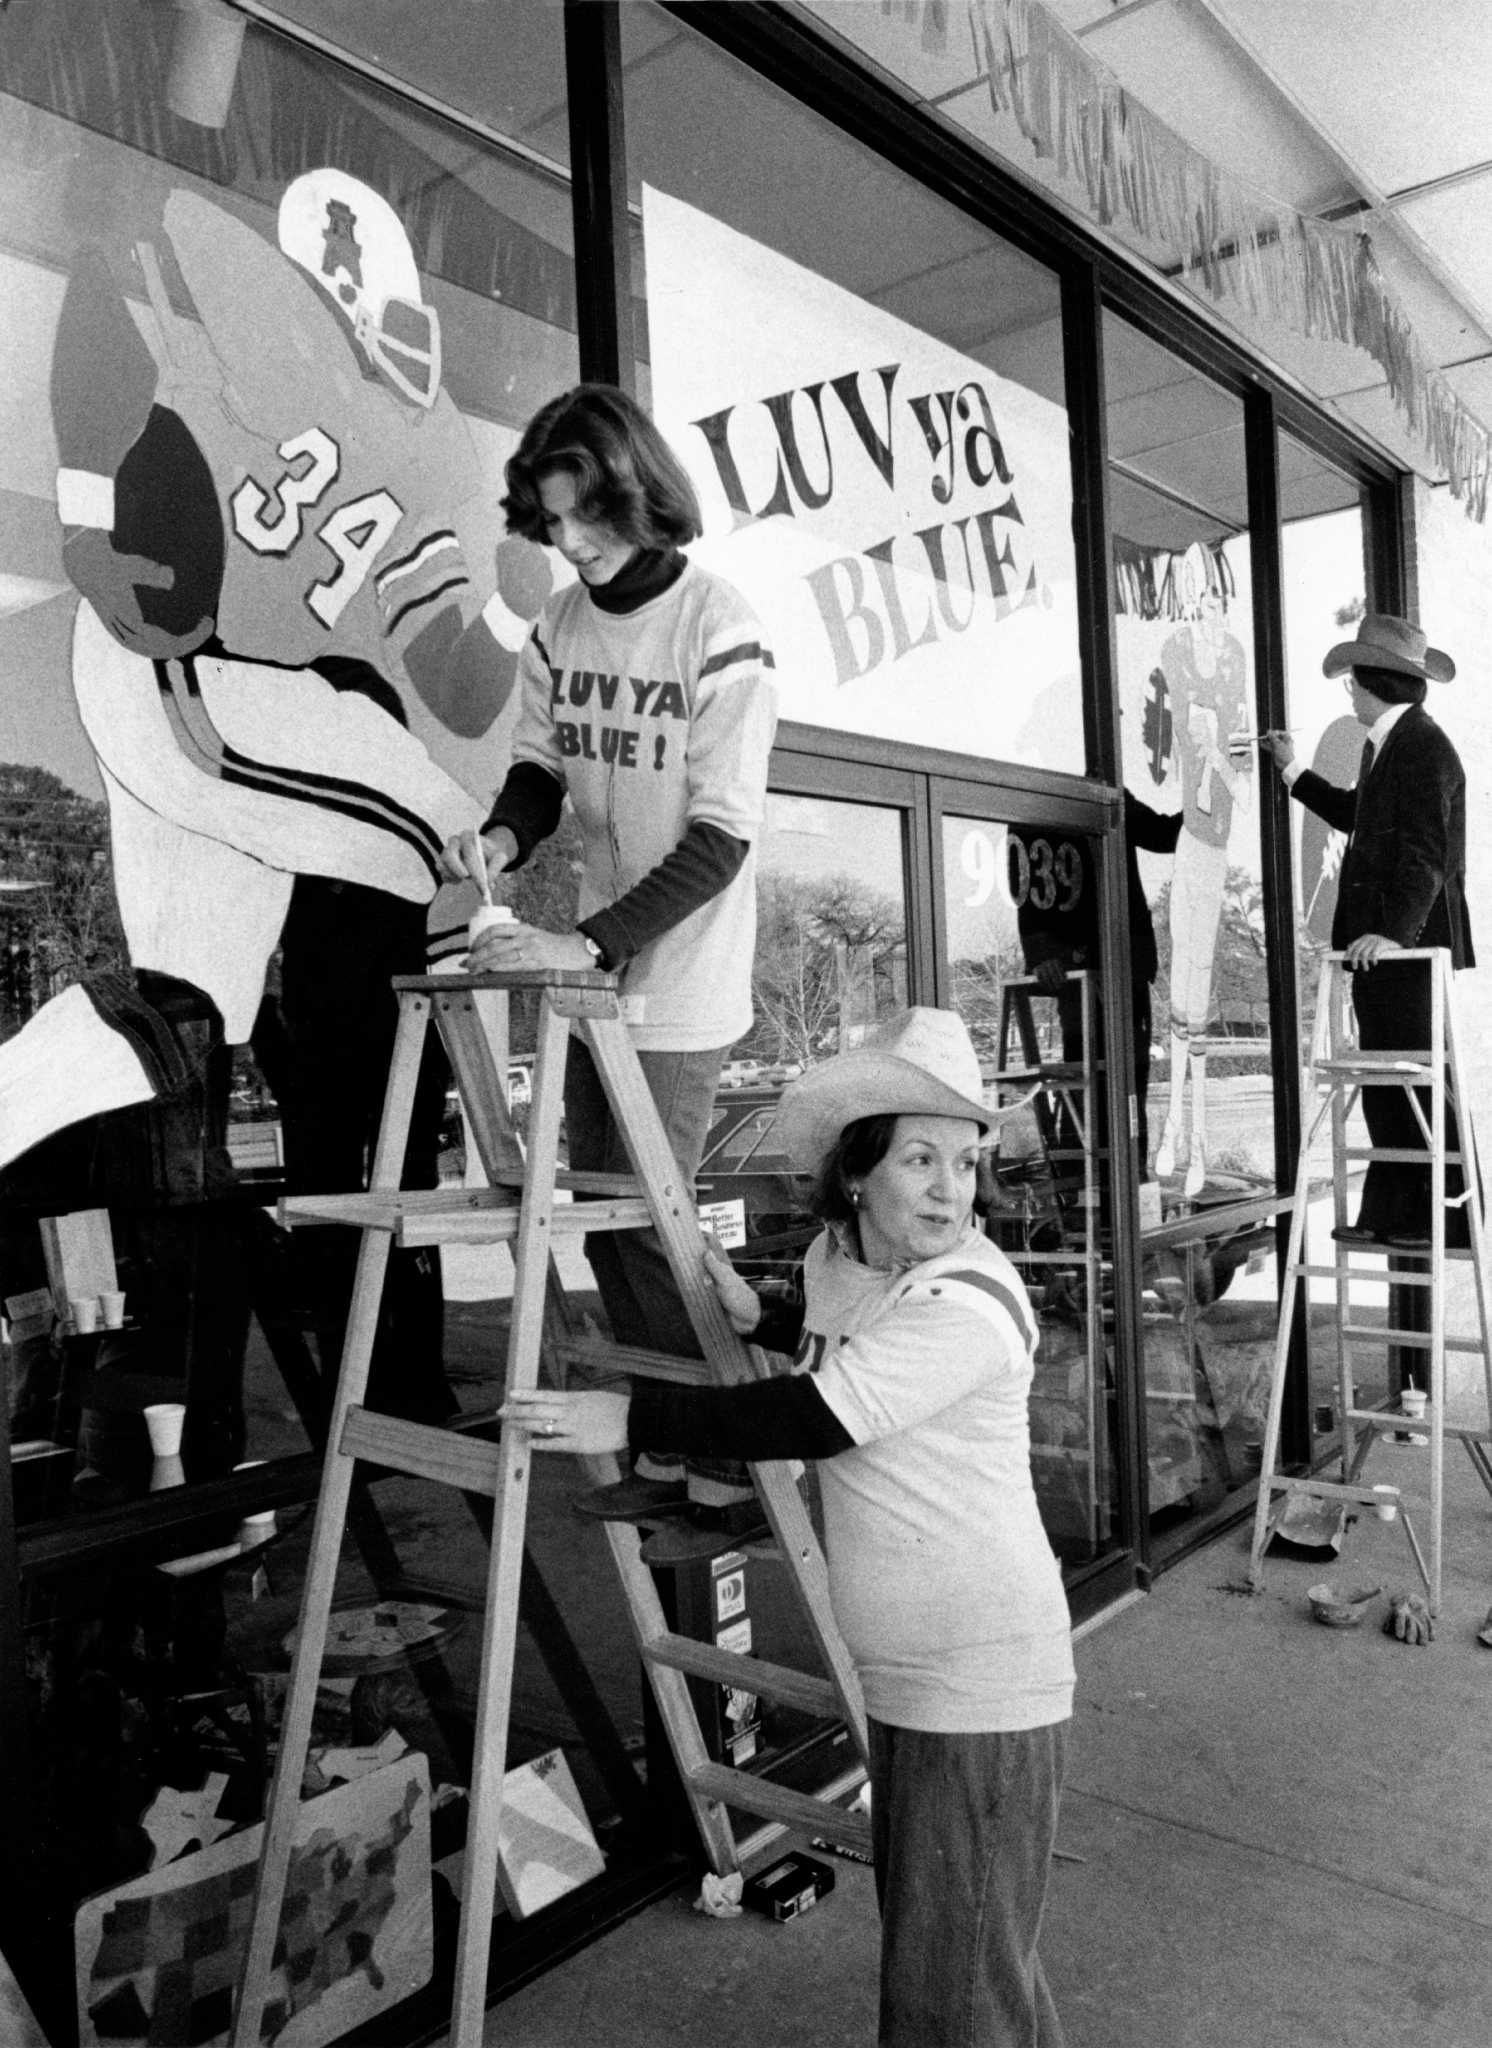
[1248,949,1492,1613]
[230,964,869,2048]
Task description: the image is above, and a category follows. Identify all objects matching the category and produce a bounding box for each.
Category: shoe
[1390,1431,1429,1447]
[1383,1231,1432,1253]
[639,1502,771,1567]
[1331,1224,1385,1248]
[572,1475,689,1523]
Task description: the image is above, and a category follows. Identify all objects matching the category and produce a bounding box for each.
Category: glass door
[934,783,1123,1571]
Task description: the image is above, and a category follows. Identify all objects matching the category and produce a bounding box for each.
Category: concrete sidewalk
[459,1432,1492,2048]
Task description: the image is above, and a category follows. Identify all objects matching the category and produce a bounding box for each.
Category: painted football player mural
[2,168,543,1423]
[1151,542,1252,1197]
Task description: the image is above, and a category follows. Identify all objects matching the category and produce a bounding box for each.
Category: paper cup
[150,1452,186,1492]
[468,903,515,947]
[1371,1484,1399,1522]
[237,1509,277,1548]
[99,1289,126,1329]
[70,1296,100,1334]
[1401,1388,1428,1420]
[144,1402,186,1456]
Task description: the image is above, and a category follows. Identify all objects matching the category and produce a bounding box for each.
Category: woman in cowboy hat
[504,1006,1075,2047]
[1261,612,1473,1264]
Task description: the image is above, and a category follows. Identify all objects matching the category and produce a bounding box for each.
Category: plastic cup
[144,1401,186,1456]
[99,1289,126,1329]
[70,1296,100,1334]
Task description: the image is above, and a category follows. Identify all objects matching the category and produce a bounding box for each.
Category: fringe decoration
[1114,537,1233,622]
[943,0,1492,520]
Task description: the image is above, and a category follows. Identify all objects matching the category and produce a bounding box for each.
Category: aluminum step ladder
[230,963,869,2048]
[1247,949,1492,1613]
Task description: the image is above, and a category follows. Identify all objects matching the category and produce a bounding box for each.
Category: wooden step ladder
[1247,948,1492,1613]
[230,964,869,2048]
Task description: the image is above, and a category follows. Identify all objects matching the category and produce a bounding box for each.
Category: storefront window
[1104,313,1288,1545]
[0,4,587,2032]
[620,3,1085,775]
[1278,439,1384,1414]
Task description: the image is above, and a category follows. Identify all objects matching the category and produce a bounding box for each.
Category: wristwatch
[580,934,605,966]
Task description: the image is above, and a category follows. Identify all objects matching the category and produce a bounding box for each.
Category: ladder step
[1265,1476,1400,1506]
[644,1631,840,1718]
[339,1406,502,1494]
[735,1762,868,1868]
[1346,1411,1492,1443]
[556,1338,714,1387]
[1339,1323,1488,1353]
[401,1198,653,1247]
[487,1168,646,1199]
[280,1187,655,1244]
[686,1760,874,1855]
[1318,1056,1434,1078]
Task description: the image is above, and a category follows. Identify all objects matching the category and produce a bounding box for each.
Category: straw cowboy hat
[1321,612,1455,683]
[774,1007,1014,1176]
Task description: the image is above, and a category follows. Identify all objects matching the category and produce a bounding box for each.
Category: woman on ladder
[442,383,777,1553]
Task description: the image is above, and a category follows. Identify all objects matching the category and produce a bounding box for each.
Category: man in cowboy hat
[1261,613,1473,1262]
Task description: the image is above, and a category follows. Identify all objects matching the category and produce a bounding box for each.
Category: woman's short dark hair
[809,1111,993,1229]
[502,384,702,550]
[809,1115,899,1227]
[1352,661,1427,706]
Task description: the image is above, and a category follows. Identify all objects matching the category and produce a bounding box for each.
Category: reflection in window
[748,794,908,1067]
[623,3,1084,775]
[940,812,1118,1565]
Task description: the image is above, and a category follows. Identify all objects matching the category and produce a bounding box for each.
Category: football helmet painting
[277,168,441,409]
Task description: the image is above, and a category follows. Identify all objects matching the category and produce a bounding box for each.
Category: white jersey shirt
[511,562,777,1050]
[803,1224,1075,1733]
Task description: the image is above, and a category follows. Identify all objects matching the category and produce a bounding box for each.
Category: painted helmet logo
[278,168,441,409]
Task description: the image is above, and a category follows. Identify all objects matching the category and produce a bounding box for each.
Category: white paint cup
[144,1401,186,1456]
[1371,1484,1399,1521]
[237,1509,277,1548]
[150,1452,186,1492]
[1401,1388,1428,1420]
[467,903,515,950]
[99,1289,127,1329]
[70,1296,100,1334]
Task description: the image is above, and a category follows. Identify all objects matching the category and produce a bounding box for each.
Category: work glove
[1384,1593,1434,1645]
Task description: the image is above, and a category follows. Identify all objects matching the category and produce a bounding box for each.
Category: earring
[848,1186,861,1209]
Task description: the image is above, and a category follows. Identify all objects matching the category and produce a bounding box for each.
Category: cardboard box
[39,1211,117,1320]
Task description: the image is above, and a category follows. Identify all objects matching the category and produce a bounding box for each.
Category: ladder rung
[400,1197,654,1246]
[339,1406,502,1493]
[556,1339,713,1387]
[1345,1410,1492,1443]
[1318,1056,1434,1078]
[282,1187,514,1230]
[735,1762,867,1868]
[487,1169,645,1199]
[1340,1147,1466,1164]
[280,1186,657,1244]
[1339,1323,1488,1353]
[644,1631,841,1718]
[1265,1476,1400,1506]
[686,1761,874,1854]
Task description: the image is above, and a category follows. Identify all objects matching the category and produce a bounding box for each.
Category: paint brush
[463,828,493,905]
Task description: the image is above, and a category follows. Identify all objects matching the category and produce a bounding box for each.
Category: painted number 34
[229,426,401,629]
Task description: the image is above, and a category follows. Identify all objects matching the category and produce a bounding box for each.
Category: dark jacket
[1291,705,1473,967]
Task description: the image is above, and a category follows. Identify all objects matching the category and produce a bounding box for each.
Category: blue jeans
[869,1717,1067,2048]
[564,1040,745,1485]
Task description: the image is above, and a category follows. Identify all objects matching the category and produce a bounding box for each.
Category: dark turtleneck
[588,545,687,615]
